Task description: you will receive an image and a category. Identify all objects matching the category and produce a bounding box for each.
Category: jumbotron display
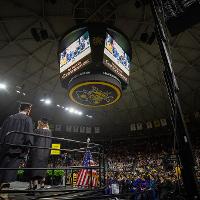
[103,32,130,83]
[58,23,132,107]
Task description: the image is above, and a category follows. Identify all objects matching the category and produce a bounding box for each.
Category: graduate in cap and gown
[27,118,52,189]
[0,102,33,189]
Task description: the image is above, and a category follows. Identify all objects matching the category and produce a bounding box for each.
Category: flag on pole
[76,150,98,187]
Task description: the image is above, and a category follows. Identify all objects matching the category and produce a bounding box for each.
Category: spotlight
[62,106,65,109]
[0,83,7,90]
[16,90,21,93]
[65,107,69,111]
[40,99,45,102]
[22,92,26,96]
[44,99,51,105]
[57,104,60,107]
[30,28,41,42]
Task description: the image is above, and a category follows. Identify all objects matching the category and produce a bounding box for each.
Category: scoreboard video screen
[103,33,130,83]
[59,31,91,74]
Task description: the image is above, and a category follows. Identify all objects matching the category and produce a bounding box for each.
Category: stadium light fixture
[44,99,52,105]
[78,111,83,116]
[0,83,7,90]
[69,108,75,113]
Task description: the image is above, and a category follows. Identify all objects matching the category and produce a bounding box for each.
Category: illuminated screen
[104,33,130,77]
[60,31,91,73]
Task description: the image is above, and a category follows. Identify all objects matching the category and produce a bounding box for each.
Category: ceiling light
[62,106,65,109]
[40,99,45,102]
[22,92,26,96]
[16,90,21,93]
[69,108,74,113]
[78,111,83,116]
[44,99,51,105]
[57,104,60,107]
[65,107,69,111]
[0,83,7,90]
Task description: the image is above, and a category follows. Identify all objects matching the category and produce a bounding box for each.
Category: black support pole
[150,0,199,199]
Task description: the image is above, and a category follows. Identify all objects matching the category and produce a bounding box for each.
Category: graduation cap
[40,118,48,124]
[19,101,32,111]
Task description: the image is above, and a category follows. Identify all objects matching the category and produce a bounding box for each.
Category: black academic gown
[0,112,33,183]
[27,128,52,179]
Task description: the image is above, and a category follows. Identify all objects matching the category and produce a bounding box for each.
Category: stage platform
[0,182,110,200]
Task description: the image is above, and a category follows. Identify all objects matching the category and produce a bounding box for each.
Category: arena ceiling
[0,0,200,133]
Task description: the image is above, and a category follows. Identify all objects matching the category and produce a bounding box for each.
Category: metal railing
[0,131,106,194]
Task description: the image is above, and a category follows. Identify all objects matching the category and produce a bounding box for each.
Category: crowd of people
[104,141,200,199]
[0,103,200,199]
[30,139,199,199]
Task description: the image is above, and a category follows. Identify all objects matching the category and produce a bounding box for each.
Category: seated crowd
[17,139,200,199]
[104,141,200,199]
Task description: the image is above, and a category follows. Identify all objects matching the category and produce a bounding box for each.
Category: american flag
[76,150,98,187]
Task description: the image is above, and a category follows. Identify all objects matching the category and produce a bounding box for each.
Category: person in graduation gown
[0,102,33,189]
[27,118,52,189]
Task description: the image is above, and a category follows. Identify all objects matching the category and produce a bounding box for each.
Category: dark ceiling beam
[0,19,12,42]
[72,0,84,16]
[102,0,133,23]
[174,45,200,52]
[1,40,52,75]
[187,30,200,47]
[115,17,152,24]
[0,18,41,52]
[84,0,111,22]
[2,0,59,44]
[13,37,55,42]
[174,49,200,77]
[10,58,58,90]
[129,3,147,41]
[135,44,170,115]
[15,42,49,66]
[134,47,165,117]
[44,18,59,40]
[0,54,27,58]
[6,0,40,17]
[136,43,163,65]
[29,42,56,109]
[33,42,56,93]
[178,79,196,111]
[0,15,72,22]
